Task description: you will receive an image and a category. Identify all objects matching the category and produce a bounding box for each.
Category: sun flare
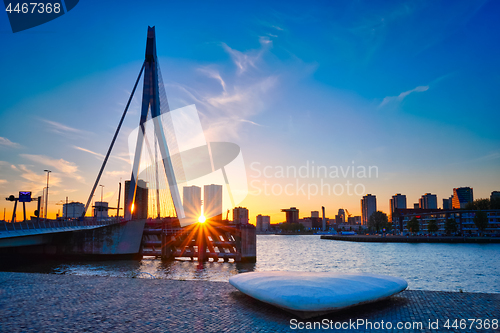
[198,215,206,223]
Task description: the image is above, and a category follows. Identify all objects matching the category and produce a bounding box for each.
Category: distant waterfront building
[233,207,249,224]
[125,179,148,219]
[204,184,223,221]
[491,191,500,202]
[443,198,451,210]
[183,186,201,224]
[390,194,407,221]
[394,208,500,236]
[419,193,437,209]
[281,207,299,223]
[413,203,419,209]
[256,214,270,231]
[361,194,377,226]
[311,211,319,218]
[347,216,361,224]
[94,202,109,220]
[337,209,346,224]
[452,187,473,209]
[63,202,85,219]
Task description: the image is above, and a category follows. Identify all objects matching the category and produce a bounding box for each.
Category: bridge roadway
[0,219,145,257]
[0,220,119,248]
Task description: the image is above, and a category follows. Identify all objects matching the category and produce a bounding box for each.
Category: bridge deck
[0,220,118,239]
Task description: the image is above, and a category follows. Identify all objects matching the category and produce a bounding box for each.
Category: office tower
[233,206,249,224]
[183,185,201,223]
[256,214,271,231]
[281,207,299,223]
[419,193,438,209]
[311,211,319,218]
[443,198,451,210]
[203,184,223,221]
[124,179,148,219]
[452,187,473,209]
[390,193,407,221]
[413,203,419,209]
[337,209,346,224]
[361,194,377,225]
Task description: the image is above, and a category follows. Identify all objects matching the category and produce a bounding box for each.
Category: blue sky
[1,0,499,222]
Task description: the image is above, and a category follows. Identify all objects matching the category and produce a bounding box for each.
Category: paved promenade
[1,272,499,332]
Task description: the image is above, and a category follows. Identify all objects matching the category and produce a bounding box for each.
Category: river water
[2,235,499,293]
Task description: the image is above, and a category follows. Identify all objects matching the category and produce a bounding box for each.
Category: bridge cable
[81,62,146,218]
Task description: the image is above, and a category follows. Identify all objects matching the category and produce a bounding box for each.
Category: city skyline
[1,0,500,224]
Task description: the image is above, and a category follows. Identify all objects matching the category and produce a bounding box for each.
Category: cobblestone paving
[1,272,499,332]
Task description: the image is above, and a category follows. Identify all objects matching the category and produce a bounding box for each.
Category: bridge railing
[0,218,119,234]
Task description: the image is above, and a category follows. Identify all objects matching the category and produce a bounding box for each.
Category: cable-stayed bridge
[1,27,255,263]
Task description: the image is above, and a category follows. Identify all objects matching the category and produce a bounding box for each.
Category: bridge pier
[140,219,256,263]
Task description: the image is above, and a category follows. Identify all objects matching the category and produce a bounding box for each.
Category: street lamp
[99,185,104,220]
[44,170,51,220]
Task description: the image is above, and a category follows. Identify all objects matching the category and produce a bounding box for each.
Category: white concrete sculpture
[229,271,407,318]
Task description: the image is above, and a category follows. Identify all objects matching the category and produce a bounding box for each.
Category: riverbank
[1,272,498,332]
[321,235,500,243]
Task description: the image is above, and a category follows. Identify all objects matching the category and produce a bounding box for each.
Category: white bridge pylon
[125,26,184,220]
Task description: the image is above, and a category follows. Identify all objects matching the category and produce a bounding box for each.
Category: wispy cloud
[103,191,115,200]
[197,67,226,92]
[20,154,85,183]
[74,146,104,158]
[105,170,129,177]
[379,85,429,108]
[221,36,272,74]
[42,119,84,133]
[15,164,62,194]
[73,146,131,164]
[0,137,21,148]
[40,119,93,139]
[0,179,7,185]
[167,37,280,141]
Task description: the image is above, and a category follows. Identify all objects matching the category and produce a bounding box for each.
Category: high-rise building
[124,179,148,219]
[233,207,249,224]
[336,209,346,224]
[256,214,271,231]
[361,194,377,225]
[419,193,437,209]
[443,198,451,210]
[281,207,299,223]
[390,194,407,221]
[452,187,473,209]
[311,211,319,218]
[183,186,201,224]
[204,184,223,221]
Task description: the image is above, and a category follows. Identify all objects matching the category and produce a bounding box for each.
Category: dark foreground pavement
[1,272,499,332]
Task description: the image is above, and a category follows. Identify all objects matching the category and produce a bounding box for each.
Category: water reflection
[1,235,499,293]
